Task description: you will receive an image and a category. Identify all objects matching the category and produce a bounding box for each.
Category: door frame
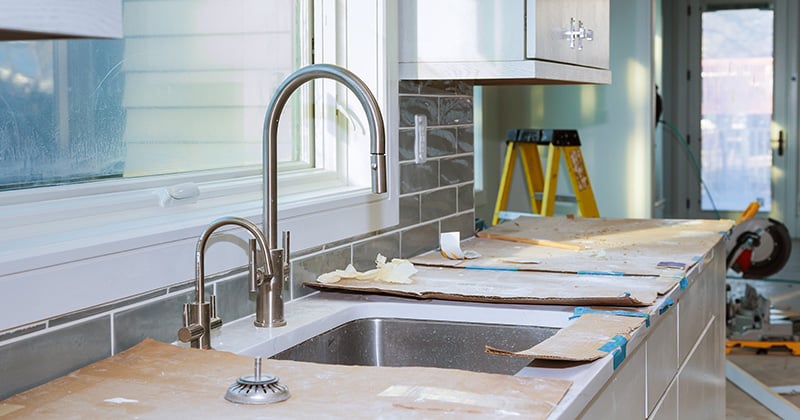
[662,0,799,236]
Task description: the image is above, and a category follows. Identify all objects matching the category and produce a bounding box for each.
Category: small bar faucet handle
[282,231,291,265]
[182,303,190,326]
[248,239,258,292]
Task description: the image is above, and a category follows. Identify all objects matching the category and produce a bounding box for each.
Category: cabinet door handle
[565,18,594,50]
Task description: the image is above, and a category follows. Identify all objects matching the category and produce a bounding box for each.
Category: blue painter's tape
[692,255,702,262]
[680,277,689,289]
[570,307,650,328]
[464,266,518,272]
[612,348,626,370]
[577,270,625,276]
[658,298,675,315]
[598,335,628,370]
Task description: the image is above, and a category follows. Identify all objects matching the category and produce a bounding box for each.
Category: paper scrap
[317,254,417,284]
[439,232,481,260]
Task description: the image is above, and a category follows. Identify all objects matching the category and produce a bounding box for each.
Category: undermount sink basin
[270,317,558,375]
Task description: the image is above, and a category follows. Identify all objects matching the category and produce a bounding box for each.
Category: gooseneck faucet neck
[262,63,387,249]
[194,217,273,303]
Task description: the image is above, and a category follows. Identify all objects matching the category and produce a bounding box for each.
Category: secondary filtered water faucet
[178,216,277,349]
[260,63,388,322]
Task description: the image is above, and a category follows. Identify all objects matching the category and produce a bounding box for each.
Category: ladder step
[534,193,577,203]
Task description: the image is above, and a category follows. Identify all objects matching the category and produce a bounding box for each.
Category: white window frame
[0,0,398,332]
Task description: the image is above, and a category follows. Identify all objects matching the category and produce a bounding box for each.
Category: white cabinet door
[678,316,725,419]
[646,307,678,416]
[579,345,647,419]
[397,0,611,82]
[526,0,609,69]
[398,0,525,64]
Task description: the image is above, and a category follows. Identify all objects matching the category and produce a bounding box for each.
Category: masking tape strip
[597,335,628,370]
[570,306,650,327]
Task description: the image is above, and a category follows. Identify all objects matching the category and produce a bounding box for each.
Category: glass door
[690,0,798,235]
[700,5,773,212]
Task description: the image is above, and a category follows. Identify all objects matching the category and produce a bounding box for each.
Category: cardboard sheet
[1,339,572,419]
[307,265,678,307]
[486,313,646,362]
[413,216,733,276]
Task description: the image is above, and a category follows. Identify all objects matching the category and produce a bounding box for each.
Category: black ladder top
[505,129,581,146]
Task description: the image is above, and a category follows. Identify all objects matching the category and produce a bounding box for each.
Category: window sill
[0,169,398,332]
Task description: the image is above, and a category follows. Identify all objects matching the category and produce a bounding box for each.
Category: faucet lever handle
[209,295,222,331]
[248,238,259,292]
[282,231,291,265]
[181,303,191,327]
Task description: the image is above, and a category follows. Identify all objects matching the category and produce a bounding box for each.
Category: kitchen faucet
[259,63,388,323]
[178,216,276,349]
[178,64,387,348]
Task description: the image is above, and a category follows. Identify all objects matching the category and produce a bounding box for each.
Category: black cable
[658,119,722,219]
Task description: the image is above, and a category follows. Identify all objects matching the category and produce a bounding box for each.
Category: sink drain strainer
[224,357,290,405]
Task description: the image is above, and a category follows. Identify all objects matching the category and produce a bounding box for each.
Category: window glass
[0,0,301,191]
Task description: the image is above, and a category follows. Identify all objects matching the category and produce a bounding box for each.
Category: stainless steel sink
[271,317,558,375]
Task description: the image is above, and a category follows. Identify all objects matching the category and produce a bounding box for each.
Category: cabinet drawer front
[646,308,678,416]
[526,0,609,69]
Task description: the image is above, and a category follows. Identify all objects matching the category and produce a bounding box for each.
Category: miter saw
[726,216,792,279]
[725,209,795,354]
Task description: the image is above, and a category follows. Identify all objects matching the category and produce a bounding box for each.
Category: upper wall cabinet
[0,0,122,41]
[398,0,611,84]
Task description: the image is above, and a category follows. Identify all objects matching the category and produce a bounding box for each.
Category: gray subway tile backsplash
[440,97,473,125]
[398,128,416,161]
[420,80,473,96]
[441,212,476,241]
[458,183,475,212]
[1,78,475,400]
[400,222,440,259]
[440,156,474,185]
[457,126,474,153]
[399,194,421,227]
[353,232,401,270]
[113,290,194,354]
[400,160,440,194]
[421,187,458,222]
[0,315,111,400]
[399,96,438,127]
[290,246,351,299]
[427,127,458,157]
[214,272,258,322]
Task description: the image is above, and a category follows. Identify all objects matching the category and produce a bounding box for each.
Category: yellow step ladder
[492,129,599,225]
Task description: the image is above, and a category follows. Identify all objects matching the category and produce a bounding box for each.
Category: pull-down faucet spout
[259,64,388,327]
[262,63,388,249]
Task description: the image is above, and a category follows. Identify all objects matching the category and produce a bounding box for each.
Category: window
[0,0,397,330]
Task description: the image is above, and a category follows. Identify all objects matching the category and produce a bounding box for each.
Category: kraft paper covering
[308,264,676,307]
[412,216,733,277]
[1,338,572,419]
[486,313,646,362]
